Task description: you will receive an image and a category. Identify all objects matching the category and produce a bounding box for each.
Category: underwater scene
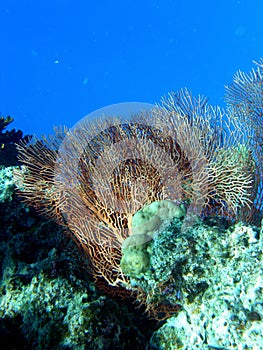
[1,1,263,349]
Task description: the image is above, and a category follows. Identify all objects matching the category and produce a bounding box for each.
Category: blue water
[1,0,262,136]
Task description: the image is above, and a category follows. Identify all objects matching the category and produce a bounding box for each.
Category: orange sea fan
[14,84,261,319]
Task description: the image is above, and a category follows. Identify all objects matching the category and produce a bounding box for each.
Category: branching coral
[0,116,30,166]
[225,58,263,222]
[14,59,263,320]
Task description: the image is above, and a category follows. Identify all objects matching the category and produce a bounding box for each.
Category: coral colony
[6,59,262,348]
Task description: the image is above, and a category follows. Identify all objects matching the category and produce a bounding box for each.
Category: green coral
[123,200,186,249]
[120,246,150,278]
[131,200,186,234]
[120,200,186,278]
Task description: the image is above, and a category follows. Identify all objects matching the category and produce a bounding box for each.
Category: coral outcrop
[1,58,262,347]
[1,166,262,349]
[0,167,153,349]
[0,116,31,167]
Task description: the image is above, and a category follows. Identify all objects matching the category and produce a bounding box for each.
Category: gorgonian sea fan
[14,59,263,319]
[225,58,263,220]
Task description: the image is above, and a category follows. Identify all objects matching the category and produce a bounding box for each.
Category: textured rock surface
[0,167,153,349]
[1,166,262,349]
[149,220,263,349]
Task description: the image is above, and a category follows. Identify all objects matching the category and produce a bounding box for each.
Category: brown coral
[14,61,263,319]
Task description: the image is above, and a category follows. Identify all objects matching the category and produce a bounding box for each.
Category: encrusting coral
[13,59,263,320]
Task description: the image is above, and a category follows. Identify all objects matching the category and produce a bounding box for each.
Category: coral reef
[13,59,263,320]
[0,167,154,349]
[0,166,14,202]
[149,218,263,349]
[0,116,31,167]
[0,58,260,347]
[1,166,262,349]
